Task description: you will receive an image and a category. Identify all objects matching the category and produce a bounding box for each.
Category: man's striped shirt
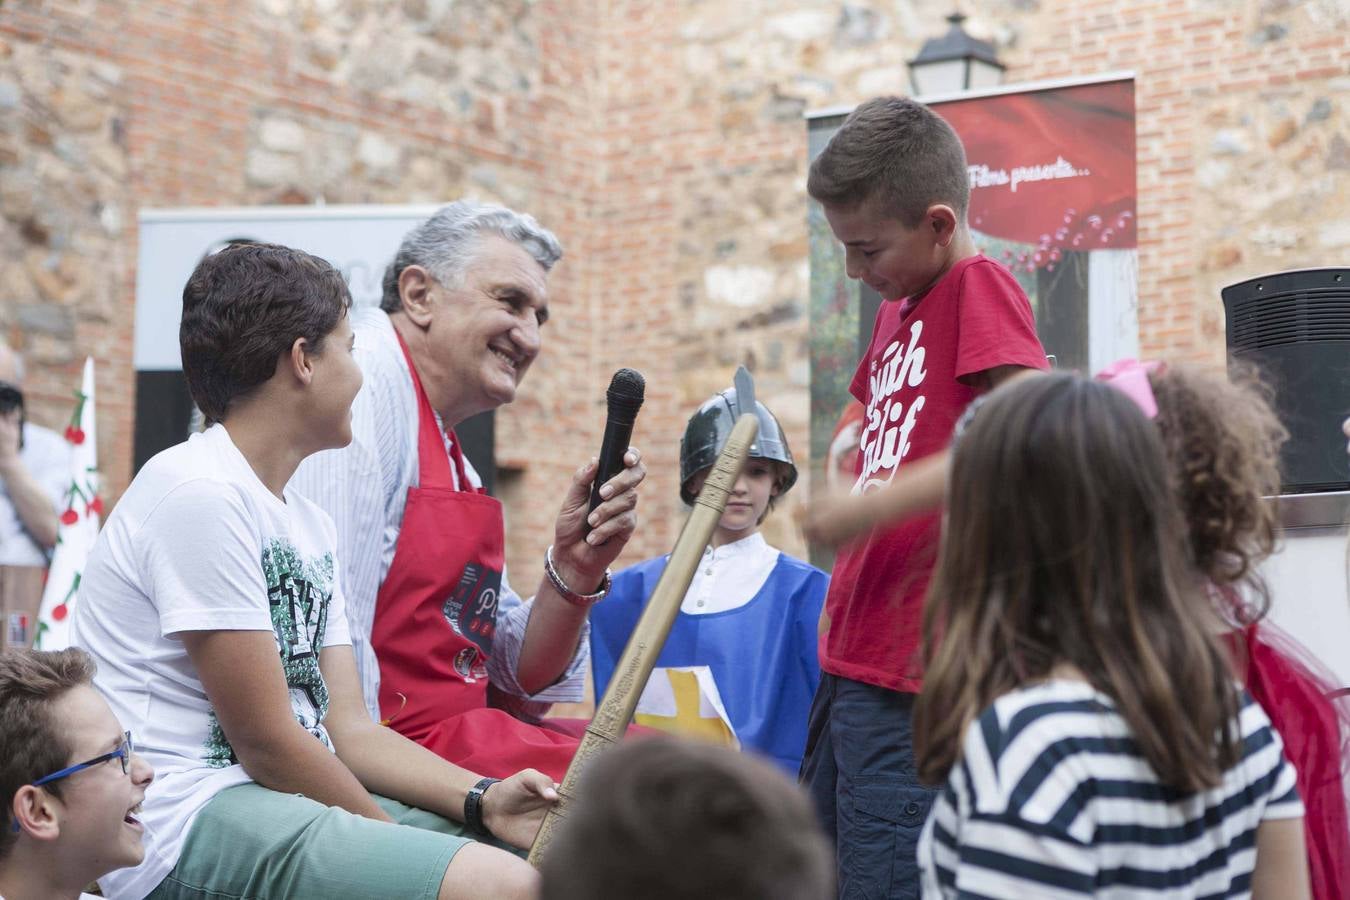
[918,679,1302,898]
[290,307,589,720]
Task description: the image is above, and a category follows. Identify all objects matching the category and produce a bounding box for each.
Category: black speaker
[1222,268,1350,494]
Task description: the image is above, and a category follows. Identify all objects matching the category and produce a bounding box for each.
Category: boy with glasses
[0,647,155,900]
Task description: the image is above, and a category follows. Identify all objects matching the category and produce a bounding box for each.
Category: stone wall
[2,0,1346,589]
[0,18,132,487]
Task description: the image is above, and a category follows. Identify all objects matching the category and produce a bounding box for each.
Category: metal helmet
[678,387,797,505]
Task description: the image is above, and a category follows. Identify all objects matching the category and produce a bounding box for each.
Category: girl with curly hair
[1100,359,1350,900]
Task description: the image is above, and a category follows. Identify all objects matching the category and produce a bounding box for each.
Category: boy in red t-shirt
[799,96,1048,898]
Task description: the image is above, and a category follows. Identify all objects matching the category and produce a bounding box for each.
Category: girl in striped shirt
[913,373,1310,899]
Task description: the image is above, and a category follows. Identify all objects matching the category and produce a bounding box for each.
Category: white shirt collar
[702,530,768,559]
[683,531,778,616]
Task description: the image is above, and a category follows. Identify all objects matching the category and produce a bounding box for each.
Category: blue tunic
[590,551,828,774]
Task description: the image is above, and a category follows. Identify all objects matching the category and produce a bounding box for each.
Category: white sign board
[134,204,442,371]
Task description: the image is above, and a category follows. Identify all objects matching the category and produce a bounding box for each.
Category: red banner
[934,79,1137,273]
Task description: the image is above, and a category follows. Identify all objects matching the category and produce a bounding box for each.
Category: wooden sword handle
[526,413,760,866]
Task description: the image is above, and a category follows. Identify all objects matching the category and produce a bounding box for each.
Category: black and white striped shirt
[918,680,1303,898]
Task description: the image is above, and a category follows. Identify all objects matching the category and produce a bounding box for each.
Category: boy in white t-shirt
[0,647,153,900]
[71,243,552,900]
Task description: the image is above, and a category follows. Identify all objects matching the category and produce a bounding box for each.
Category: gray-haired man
[292,201,644,782]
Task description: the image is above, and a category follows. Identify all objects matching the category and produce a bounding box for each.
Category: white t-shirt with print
[71,425,352,900]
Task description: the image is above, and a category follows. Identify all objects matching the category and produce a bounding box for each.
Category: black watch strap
[463,776,500,836]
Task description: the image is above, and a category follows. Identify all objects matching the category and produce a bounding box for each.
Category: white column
[1087,248,1139,373]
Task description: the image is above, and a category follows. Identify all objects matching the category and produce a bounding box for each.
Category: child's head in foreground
[915,373,1242,793]
[1,648,153,887]
[808,96,971,301]
[538,737,832,900]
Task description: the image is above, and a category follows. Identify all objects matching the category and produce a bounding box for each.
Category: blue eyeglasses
[8,732,134,835]
[32,731,134,787]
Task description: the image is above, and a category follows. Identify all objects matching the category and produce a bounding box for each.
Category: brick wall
[2,0,1346,588]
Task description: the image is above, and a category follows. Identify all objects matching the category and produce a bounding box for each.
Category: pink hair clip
[1095,358,1163,419]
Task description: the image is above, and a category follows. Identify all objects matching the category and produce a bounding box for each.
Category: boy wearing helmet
[589,384,829,775]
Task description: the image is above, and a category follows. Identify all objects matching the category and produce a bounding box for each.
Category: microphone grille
[606,368,646,411]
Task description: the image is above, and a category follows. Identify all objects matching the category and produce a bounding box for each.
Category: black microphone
[588,368,645,530]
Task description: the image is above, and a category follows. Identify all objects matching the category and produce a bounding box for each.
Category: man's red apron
[370,335,582,781]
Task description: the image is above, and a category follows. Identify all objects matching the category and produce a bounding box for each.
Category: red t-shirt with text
[819,255,1047,693]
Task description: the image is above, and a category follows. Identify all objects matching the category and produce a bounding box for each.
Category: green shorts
[145,783,483,900]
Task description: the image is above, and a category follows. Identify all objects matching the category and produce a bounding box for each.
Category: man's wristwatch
[544,544,612,607]
[463,776,500,836]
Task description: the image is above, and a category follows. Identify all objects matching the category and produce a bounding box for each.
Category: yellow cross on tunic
[635,669,737,746]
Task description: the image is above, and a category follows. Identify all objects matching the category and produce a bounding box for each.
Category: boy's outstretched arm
[801,365,1042,549]
[320,646,559,849]
[799,449,949,549]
